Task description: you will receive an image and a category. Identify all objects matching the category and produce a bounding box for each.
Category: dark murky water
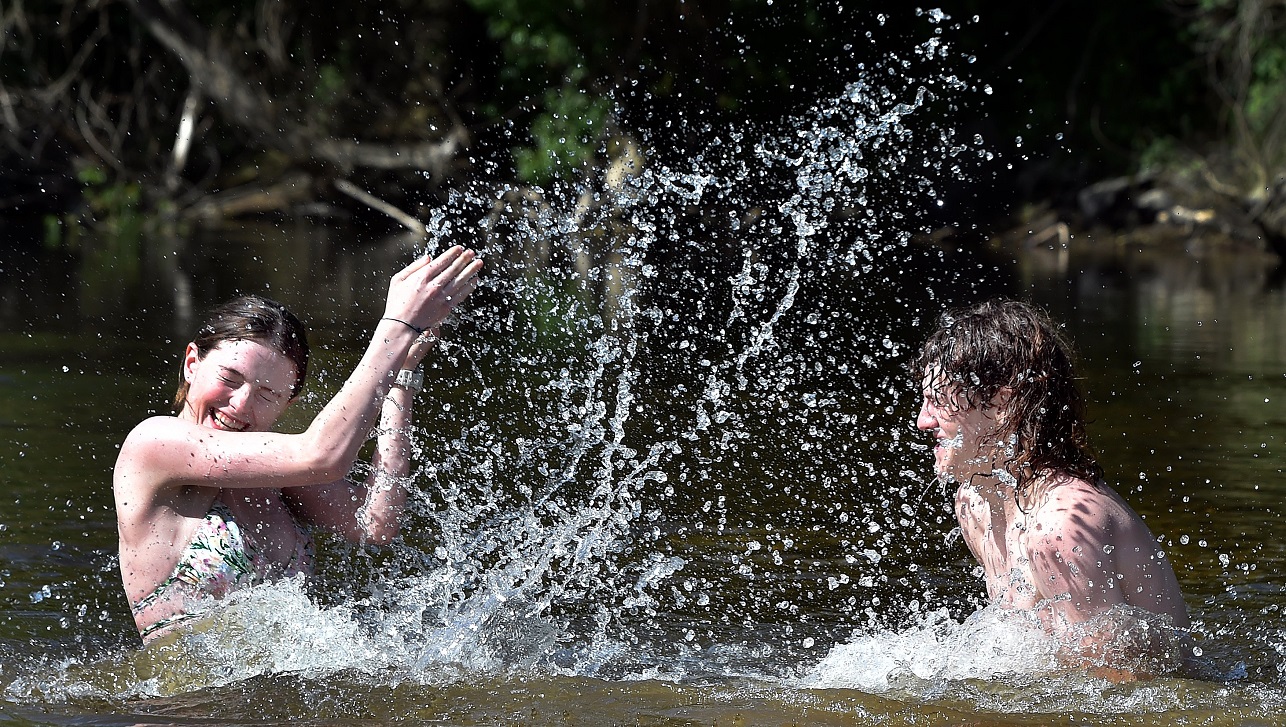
[2,218,1286,725]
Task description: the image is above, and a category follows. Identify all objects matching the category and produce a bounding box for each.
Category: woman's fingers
[385,246,483,330]
[419,250,480,301]
[436,254,482,295]
[393,246,465,291]
[393,245,453,282]
[447,259,485,299]
[417,246,470,285]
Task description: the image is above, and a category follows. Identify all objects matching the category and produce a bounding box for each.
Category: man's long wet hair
[173,295,310,413]
[914,299,1102,500]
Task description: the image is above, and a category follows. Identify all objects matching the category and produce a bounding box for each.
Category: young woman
[113,246,483,644]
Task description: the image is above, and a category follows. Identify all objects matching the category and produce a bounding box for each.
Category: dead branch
[334,179,425,236]
[37,10,109,107]
[183,172,314,221]
[74,85,124,171]
[167,89,202,192]
[256,0,294,73]
[127,0,280,139]
[313,127,467,177]
[126,0,468,177]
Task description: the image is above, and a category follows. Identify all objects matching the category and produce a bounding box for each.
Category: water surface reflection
[3,221,1286,723]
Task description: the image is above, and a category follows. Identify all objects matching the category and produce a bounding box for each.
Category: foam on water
[800,606,1059,692]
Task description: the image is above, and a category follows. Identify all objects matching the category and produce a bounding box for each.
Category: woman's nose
[229,383,252,409]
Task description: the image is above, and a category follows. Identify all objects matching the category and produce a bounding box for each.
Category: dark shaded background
[0,1,1230,240]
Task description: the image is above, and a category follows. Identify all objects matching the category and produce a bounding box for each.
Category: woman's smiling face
[915,368,1005,484]
[180,339,297,432]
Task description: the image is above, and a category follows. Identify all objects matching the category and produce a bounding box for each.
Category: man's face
[915,369,1005,484]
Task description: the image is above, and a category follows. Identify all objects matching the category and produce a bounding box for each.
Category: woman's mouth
[210,409,249,431]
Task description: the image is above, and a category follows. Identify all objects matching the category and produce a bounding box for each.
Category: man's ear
[991,387,1015,423]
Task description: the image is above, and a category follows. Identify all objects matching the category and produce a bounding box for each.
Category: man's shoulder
[1034,472,1113,505]
[1024,474,1116,538]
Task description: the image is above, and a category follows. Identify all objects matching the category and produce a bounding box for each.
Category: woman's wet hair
[915,299,1102,500]
[174,295,310,412]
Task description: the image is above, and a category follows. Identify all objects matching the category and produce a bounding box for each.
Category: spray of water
[4,10,1075,704]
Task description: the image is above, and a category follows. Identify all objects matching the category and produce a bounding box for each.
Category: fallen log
[182,172,314,221]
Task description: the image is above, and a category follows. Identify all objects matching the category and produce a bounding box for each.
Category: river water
[4,30,1286,724]
[3,219,1286,725]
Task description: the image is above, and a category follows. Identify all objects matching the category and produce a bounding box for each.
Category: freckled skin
[113,248,485,643]
[954,473,1189,631]
[918,378,1190,672]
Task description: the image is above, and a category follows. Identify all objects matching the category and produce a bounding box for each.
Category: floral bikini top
[131,500,315,641]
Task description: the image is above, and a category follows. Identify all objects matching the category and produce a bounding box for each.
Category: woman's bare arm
[114,248,482,503]
[282,332,439,542]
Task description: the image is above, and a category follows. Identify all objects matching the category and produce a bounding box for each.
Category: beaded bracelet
[393,365,425,393]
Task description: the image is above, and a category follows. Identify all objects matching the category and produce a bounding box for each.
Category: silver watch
[393,365,424,393]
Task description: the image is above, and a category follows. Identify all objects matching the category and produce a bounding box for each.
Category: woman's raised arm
[114,247,483,499]
[282,327,441,543]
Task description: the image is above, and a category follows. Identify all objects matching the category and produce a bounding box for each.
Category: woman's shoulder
[124,414,199,441]
[116,415,203,476]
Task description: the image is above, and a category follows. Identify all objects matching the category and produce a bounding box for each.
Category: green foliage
[466,0,594,80]
[10,0,1286,219]
[1169,0,1286,187]
[513,85,611,186]
[466,0,615,184]
[1138,137,1184,172]
[311,63,350,122]
[44,166,145,251]
[77,167,143,238]
[1247,38,1286,133]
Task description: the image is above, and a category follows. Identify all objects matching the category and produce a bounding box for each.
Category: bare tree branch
[313,128,467,177]
[334,179,424,235]
[125,0,468,176]
[126,0,281,139]
[167,88,202,191]
[75,84,125,171]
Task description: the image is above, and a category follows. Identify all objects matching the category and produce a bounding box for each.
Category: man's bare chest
[956,488,1039,607]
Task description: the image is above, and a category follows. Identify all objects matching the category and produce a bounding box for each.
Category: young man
[914,300,1190,676]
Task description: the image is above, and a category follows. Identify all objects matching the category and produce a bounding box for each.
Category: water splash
[8,14,1009,702]
[801,606,1059,691]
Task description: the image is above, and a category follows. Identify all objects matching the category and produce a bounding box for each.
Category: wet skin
[126,341,315,616]
[180,339,297,434]
[114,246,485,641]
[916,378,1190,667]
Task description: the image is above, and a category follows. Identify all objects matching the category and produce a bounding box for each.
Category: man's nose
[915,401,935,431]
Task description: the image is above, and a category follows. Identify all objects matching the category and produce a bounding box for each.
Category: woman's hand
[401,326,439,371]
[383,246,484,335]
